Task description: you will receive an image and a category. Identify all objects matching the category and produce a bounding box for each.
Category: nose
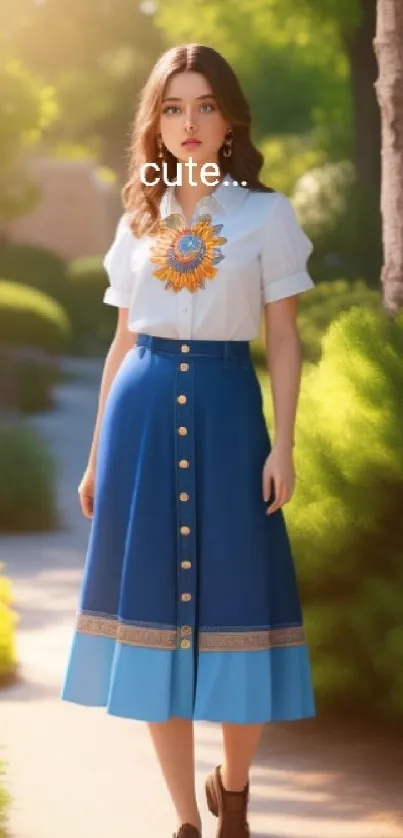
[184,107,196,134]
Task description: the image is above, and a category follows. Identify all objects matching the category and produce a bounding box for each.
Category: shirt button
[178,459,189,469]
[181,344,190,353]
[180,363,189,372]
[181,560,191,569]
[178,426,188,436]
[180,526,191,535]
[179,492,189,502]
[181,593,192,602]
[181,639,191,649]
[177,395,187,405]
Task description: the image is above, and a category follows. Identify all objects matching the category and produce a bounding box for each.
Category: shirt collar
[160,173,249,220]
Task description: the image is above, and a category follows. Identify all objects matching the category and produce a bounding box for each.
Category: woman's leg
[221,723,264,790]
[148,718,202,832]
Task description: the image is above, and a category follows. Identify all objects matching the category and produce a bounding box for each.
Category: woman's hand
[262,442,296,515]
[78,466,96,519]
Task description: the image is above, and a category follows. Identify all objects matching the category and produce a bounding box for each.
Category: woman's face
[159,71,229,169]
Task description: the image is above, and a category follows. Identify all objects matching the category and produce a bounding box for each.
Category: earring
[157,136,165,159]
[222,130,233,158]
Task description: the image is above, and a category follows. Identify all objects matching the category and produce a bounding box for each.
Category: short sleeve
[103,214,136,309]
[260,193,314,305]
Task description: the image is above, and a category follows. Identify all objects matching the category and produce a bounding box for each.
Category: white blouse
[103,174,314,340]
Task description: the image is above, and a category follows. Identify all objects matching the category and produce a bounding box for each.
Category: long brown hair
[122,43,273,238]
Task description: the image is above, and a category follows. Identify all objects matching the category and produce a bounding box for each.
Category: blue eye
[200,102,215,113]
[162,105,180,115]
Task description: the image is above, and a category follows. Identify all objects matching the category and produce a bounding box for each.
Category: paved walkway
[1,358,402,838]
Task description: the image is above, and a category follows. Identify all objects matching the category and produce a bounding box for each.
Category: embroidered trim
[76,615,306,651]
[76,615,177,650]
[199,626,306,651]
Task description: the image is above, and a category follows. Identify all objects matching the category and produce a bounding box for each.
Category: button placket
[175,351,196,653]
[176,291,193,341]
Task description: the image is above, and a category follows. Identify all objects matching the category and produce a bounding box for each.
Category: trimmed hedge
[282,305,403,717]
[65,256,115,355]
[0,347,60,414]
[0,423,58,533]
[0,243,68,305]
[0,281,71,356]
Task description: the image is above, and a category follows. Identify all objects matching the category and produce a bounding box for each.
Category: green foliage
[292,161,382,286]
[65,256,115,354]
[252,279,381,370]
[0,347,59,413]
[285,306,403,716]
[0,281,71,355]
[17,356,59,413]
[0,566,18,685]
[259,133,326,194]
[0,48,57,222]
[0,423,58,533]
[297,279,381,363]
[3,1,164,167]
[156,0,351,154]
[0,243,68,304]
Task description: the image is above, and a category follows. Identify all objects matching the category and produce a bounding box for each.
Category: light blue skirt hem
[61,633,316,723]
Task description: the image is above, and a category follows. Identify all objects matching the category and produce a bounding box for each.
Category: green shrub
[65,256,115,355]
[292,161,382,287]
[259,132,325,195]
[0,566,18,686]
[0,423,58,532]
[0,243,68,305]
[284,305,403,717]
[16,355,59,413]
[0,281,71,355]
[0,347,60,414]
[252,279,382,369]
[297,278,381,363]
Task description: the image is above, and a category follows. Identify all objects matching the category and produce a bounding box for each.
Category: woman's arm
[87,308,136,473]
[263,295,302,452]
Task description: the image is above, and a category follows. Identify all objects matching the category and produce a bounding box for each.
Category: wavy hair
[122,43,273,238]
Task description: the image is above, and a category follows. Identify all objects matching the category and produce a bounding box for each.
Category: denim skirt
[61,334,316,723]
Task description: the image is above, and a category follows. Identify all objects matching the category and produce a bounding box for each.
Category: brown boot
[205,765,250,838]
[173,825,201,838]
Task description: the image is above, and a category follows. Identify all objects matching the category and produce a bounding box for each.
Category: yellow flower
[150,213,227,293]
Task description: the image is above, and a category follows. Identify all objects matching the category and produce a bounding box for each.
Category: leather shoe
[173,824,201,838]
[205,765,250,838]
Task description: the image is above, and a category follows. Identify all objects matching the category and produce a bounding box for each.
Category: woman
[62,42,316,838]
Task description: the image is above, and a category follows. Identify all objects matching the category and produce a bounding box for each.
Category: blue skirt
[61,335,316,723]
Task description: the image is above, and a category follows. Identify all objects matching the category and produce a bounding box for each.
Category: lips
[181,139,202,148]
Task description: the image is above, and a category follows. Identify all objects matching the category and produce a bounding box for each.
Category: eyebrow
[162,93,215,103]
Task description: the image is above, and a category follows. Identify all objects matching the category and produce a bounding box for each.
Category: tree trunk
[374,0,403,313]
[344,0,381,196]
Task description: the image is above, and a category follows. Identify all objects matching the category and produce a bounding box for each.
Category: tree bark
[344,0,381,196]
[374,0,403,313]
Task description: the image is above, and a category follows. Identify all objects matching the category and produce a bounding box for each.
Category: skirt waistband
[136,334,251,359]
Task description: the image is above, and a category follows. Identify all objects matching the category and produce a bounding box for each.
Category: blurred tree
[0,45,57,227]
[1,0,165,177]
[156,0,379,193]
[156,0,351,160]
[374,0,403,314]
